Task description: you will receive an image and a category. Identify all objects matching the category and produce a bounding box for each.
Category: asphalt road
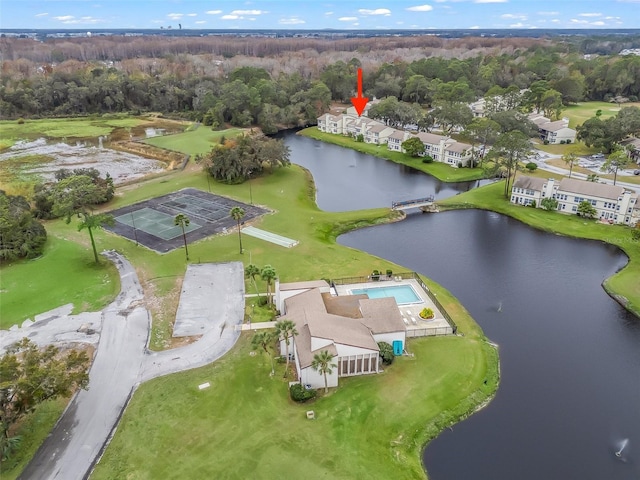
[17,253,244,480]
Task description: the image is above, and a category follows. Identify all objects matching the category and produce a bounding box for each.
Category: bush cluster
[290,383,317,403]
[378,342,394,365]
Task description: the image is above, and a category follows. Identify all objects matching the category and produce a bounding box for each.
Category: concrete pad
[34,303,74,322]
[172,262,245,337]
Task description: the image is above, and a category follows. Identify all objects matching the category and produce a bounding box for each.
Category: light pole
[249,180,253,205]
[130,212,139,246]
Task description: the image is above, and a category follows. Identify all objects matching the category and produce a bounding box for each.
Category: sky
[1,0,640,30]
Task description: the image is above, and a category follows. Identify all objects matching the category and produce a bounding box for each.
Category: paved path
[16,253,244,480]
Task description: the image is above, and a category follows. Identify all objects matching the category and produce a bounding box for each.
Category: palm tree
[251,330,275,376]
[78,212,115,264]
[274,320,298,375]
[244,263,261,298]
[260,265,277,307]
[230,206,246,254]
[561,151,577,179]
[586,173,600,182]
[311,350,337,394]
[174,213,190,261]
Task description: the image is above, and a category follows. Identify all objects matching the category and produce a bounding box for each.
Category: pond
[283,131,640,479]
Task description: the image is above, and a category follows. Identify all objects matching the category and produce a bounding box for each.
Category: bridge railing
[391,195,435,209]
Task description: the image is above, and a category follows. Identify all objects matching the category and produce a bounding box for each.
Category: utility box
[393,340,403,356]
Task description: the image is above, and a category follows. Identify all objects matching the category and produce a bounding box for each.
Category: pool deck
[334,278,452,335]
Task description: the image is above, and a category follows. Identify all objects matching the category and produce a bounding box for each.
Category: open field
[563,101,640,129]
[92,328,498,480]
[143,126,244,156]
[438,180,640,317]
[299,127,485,182]
[0,236,120,329]
[0,116,147,145]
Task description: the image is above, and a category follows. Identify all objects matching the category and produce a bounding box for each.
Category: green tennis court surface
[115,208,201,241]
[106,188,269,253]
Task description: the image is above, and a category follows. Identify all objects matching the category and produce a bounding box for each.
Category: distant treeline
[1,35,639,132]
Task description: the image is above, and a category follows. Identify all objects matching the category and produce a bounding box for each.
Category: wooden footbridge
[391,195,435,211]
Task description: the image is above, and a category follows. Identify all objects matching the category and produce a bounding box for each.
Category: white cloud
[406,4,433,11]
[591,21,605,25]
[509,22,525,27]
[537,11,559,15]
[501,13,527,20]
[470,25,480,29]
[352,22,360,26]
[195,20,206,24]
[570,19,589,24]
[551,18,560,23]
[187,13,197,17]
[35,12,48,17]
[221,14,240,20]
[279,17,305,25]
[325,11,334,15]
[54,15,75,21]
[358,8,391,15]
[605,16,621,20]
[578,12,602,17]
[338,16,358,21]
[167,13,183,20]
[231,9,267,15]
[205,10,222,15]
[475,0,507,3]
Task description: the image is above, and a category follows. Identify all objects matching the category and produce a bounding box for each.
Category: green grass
[299,127,486,182]
[0,397,68,480]
[1,117,498,478]
[563,101,640,129]
[0,116,148,141]
[142,127,244,156]
[92,327,498,480]
[438,180,640,317]
[0,235,120,329]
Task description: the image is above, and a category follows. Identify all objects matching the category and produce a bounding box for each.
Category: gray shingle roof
[513,176,547,191]
[558,178,625,200]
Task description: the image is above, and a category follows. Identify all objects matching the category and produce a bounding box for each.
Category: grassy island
[299,127,486,183]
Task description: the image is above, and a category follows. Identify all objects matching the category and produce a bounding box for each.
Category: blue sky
[2,0,640,30]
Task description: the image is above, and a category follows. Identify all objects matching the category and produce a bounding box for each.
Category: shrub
[371,269,380,281]
[378,342,394,365]
[543,140,549,145]
[457,161,463,168]
[419,307,434,319]
[290,383,317,403]
[530,200,537,208]
[540,197,559,211]
[525,162,538,171]
[386,269,393,277]
[566,139,572,144]
[356,134,364,143]
[559,140,566,144]
[422,155,434,164]
[17,118,24,124]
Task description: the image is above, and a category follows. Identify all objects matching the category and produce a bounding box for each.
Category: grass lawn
[92,326,498,480]
[438,180,640,317]
[0,397,69,480]
[299,127,485,182]
[2,116,498,478]
[142,127,245,156]
[0,115,148,144]
[0,235,120,329]
[563,101,640,129]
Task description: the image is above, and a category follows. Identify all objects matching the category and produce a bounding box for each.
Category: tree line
[2,41,640,129]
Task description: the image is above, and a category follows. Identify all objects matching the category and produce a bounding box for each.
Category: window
[572,206,577,212]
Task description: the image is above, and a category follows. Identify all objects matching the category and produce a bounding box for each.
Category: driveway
[16,253,244,480]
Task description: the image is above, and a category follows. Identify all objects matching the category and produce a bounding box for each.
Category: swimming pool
[350,284,422,305]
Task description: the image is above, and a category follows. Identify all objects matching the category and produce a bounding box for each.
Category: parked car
[634,169,640,175]
[591,153,605,160]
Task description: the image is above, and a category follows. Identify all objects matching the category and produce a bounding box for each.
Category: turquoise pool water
[350,284,421,305]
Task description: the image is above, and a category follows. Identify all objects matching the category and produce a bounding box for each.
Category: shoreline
[437,182,640,319]
[298,127,486,183]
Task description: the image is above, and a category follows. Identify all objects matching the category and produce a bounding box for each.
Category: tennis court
[105,188,268,253]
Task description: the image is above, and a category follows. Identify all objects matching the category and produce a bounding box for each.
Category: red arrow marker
[351,68,369,117]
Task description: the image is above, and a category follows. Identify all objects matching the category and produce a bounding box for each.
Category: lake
[285,131,640,479]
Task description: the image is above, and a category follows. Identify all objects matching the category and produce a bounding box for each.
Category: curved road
[18,251,243,480]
